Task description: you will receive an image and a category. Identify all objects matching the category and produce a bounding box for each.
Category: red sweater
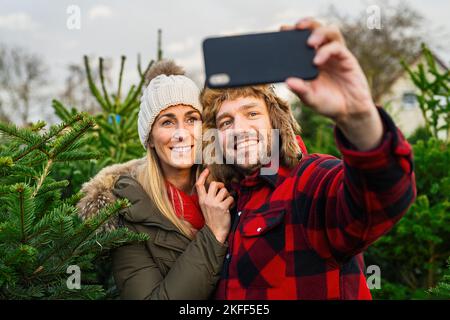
[166,182,205,230]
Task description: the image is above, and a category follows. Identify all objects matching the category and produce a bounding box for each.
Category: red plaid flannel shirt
[214,107,416,300]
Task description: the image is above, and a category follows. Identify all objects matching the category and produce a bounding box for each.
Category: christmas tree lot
[0,31,162,299]
[0,29,448,300]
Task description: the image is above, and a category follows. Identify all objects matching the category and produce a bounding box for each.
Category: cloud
[166,37,196,54]
[88,5,113,20]
[218,26,253,36]
[0,13,37,30]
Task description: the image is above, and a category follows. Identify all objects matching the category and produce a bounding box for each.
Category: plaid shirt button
[238,211,242,216]
[257,227,262,233]
[226,253,230,260]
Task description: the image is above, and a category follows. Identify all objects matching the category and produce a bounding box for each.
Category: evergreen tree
[430,258,450,299]
[0,114,147,299]
[51,52,156,197]
[366,44,450,299]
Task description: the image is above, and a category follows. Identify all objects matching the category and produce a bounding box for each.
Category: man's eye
[187,117,199,124]
[249,112,258,117]
[162,120,173,126]
[220,120,231,129]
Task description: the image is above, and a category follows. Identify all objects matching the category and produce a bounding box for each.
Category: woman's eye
[249,112,258,117]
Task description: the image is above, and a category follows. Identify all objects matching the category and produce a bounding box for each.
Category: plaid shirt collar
[237,164,290,189]
[234,134,308,190]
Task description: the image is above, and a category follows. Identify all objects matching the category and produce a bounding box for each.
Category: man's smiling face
[215,96,273,171]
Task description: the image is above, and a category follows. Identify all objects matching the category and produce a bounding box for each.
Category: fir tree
[429,258,450,299]
[0,114,147,299]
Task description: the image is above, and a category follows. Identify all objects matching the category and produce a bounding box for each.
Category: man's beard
[233,131,272,173]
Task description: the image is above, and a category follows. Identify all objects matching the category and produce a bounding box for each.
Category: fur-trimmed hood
[76,157,146,231]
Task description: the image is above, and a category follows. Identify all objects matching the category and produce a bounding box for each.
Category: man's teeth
[236,140,258,150]
[172,146,192,153]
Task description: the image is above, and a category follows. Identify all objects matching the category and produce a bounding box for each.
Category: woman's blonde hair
[135,138,198,239]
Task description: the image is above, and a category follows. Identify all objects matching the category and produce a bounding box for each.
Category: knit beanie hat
[138,60,202,149]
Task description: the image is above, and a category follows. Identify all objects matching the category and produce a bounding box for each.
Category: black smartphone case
[203,29,318,88]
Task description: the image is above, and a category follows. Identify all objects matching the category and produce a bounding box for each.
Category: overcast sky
[0,0,449,120]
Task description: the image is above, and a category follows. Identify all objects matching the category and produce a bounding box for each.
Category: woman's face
[149,104,202,171]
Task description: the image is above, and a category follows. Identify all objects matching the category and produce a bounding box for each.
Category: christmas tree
[51,38,158,196]
[0,114,147,299]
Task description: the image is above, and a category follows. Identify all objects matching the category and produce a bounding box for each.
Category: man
[197,18,416,299]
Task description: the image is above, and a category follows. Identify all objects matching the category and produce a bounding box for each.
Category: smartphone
[202,29,318,88]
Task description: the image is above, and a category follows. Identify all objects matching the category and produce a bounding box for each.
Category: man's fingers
[281,18,321,33]
[295,18,322,30]
[195,168,209,198]
[313,41,348,66]
[308,25,345,48]
[286,77,314,105]
[280,25,294,31]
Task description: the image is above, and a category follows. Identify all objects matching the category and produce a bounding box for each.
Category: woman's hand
[195,168,233,244]
[281,18,384,151]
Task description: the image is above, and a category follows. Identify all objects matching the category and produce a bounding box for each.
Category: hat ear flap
[266,95,302,169]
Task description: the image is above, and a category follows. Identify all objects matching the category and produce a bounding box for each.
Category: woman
[77,60,233,299]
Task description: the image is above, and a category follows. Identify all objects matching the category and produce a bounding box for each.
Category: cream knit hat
[138,60,202,149]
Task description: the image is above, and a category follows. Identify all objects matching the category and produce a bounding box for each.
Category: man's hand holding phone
[282,18,384,151]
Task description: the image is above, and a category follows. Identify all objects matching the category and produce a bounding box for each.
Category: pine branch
[120,59,154,113]
[99,57,113,111]
[157,29,163,61]
[49,115,95,159]
[137,54,143,77]
[32,159,52,197]
[0,156,14,176]
[34,199,127,276]
[0,121,40,146]
[8,183,35,243]
[54,150,100,162]
[116,55,126,106]
[52,99,73,122]
[35,180,69,197]
[84,55,108,110]
[10,113,86,162]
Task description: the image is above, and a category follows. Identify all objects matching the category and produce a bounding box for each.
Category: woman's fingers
[222,196,234,209]
[206,180,224,196]
[195,168,209,198]
[215,187,229,202]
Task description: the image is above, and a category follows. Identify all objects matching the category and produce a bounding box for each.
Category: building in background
[379,50,448,138]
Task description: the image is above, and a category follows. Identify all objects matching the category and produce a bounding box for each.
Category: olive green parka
[77,158,227,299]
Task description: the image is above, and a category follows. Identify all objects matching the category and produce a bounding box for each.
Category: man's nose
[233,115,252,131]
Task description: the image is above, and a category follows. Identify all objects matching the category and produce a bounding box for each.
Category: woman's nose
[172,128,190,142]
